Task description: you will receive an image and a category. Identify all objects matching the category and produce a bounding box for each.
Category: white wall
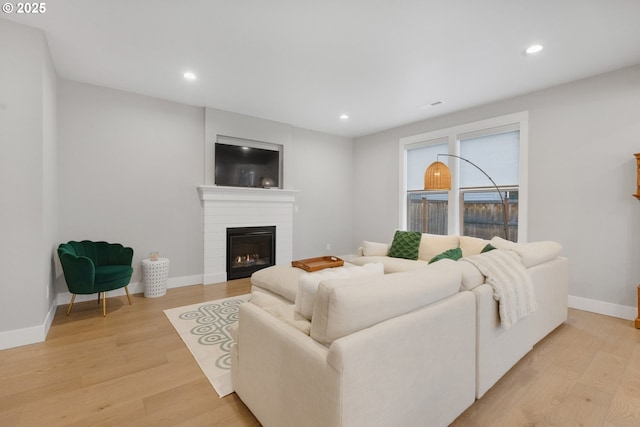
[353,64,640,318]
[290,127,353,258]
[0,19,57,347]
[57,80,205,290]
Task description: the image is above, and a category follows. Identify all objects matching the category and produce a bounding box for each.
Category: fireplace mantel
[198,185,297,285]
[198,185,298,203]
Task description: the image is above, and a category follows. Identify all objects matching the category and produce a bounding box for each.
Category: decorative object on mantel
[424,154,509,240]
[150,251,159,261]
[633,153,640,200]
[261,177,275,188]
[292,256,344,272]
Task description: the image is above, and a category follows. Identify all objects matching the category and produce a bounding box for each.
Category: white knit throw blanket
[463,249,537,328]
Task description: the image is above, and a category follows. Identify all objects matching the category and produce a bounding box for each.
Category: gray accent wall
[0,19,58,343]
[289,127,353,258]
[57,80,205,286]
[353,64,640,313]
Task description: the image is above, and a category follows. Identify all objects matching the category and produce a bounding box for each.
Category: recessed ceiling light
[525,44,544,55]
[340,114,349,120]
[183,72,196,80]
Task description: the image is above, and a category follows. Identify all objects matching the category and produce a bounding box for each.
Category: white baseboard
[0,298,57,351]
[568,295,637,321]
[1,274,205,351]
[203,272,227,285]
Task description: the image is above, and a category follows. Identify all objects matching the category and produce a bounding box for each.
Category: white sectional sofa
[231,233,568,427]
[232,260,476,427]
[350,234,568,398]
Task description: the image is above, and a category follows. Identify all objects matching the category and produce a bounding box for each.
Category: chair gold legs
[66,294,76,316]
[66,289,130,317]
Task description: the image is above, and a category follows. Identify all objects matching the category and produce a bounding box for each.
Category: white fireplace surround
[198,185,297,284]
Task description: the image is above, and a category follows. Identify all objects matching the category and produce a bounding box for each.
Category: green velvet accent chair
[57,240,134,316]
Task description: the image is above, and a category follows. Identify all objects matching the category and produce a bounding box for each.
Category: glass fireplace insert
[226,226,276,280]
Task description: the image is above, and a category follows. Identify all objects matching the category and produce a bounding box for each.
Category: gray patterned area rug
[164,294,250,397]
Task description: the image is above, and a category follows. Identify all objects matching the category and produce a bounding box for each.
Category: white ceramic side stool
[142,257,170,298]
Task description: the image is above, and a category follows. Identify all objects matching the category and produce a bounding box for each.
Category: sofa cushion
[295,263,384,320]
[362,241,389,256]
[349,256,429,274]
[489,236,518,251]
[418,233,460,261]
[429,247,463,264]
[490,237,562,268]
[310,259,462,345]
[251,265,305,302]
[94,265,134,283]
[251,290,311,335]
[388,230,422,260]
[459,236,491,257]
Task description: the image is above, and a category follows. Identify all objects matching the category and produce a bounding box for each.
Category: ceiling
[5,0,640,138]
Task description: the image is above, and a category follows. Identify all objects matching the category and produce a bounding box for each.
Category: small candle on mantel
[150,252,159,261]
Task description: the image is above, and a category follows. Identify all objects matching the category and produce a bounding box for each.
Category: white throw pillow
[489,236,518,251]
[490,237,562,268]
[418,233,460,261]
[459,236,491,257]
[362,241,390,256]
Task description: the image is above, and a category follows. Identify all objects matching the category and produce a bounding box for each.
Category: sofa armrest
[58,252,96,293]
[232,302,340,427]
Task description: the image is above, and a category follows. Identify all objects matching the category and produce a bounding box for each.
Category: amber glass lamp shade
[424,161,452,190]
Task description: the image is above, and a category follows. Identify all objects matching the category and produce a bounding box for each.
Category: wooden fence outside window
[408,198,518,241]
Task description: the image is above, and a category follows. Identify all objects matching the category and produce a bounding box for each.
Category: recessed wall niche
[214,135,283,189]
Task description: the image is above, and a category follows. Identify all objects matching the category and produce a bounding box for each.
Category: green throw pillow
[388,230,421,260]
[429,247,463,264]
[481,243,497,253]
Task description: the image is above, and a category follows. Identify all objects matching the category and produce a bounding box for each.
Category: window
[459,129,519,241]
[399,112,528,242]
[405,141,448,235]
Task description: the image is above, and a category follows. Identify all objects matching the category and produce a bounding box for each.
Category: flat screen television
[214,142,281,188]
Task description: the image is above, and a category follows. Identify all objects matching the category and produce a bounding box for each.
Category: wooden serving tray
[291,256,344,272]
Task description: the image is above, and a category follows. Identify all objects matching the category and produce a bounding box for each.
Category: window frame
[398,112,529,242]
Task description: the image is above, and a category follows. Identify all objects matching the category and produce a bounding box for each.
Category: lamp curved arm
[436,153,509,239]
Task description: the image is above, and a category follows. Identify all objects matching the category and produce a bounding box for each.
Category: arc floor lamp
[423,154,509,240]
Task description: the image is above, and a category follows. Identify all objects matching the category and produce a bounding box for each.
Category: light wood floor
[1,280,639,427]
